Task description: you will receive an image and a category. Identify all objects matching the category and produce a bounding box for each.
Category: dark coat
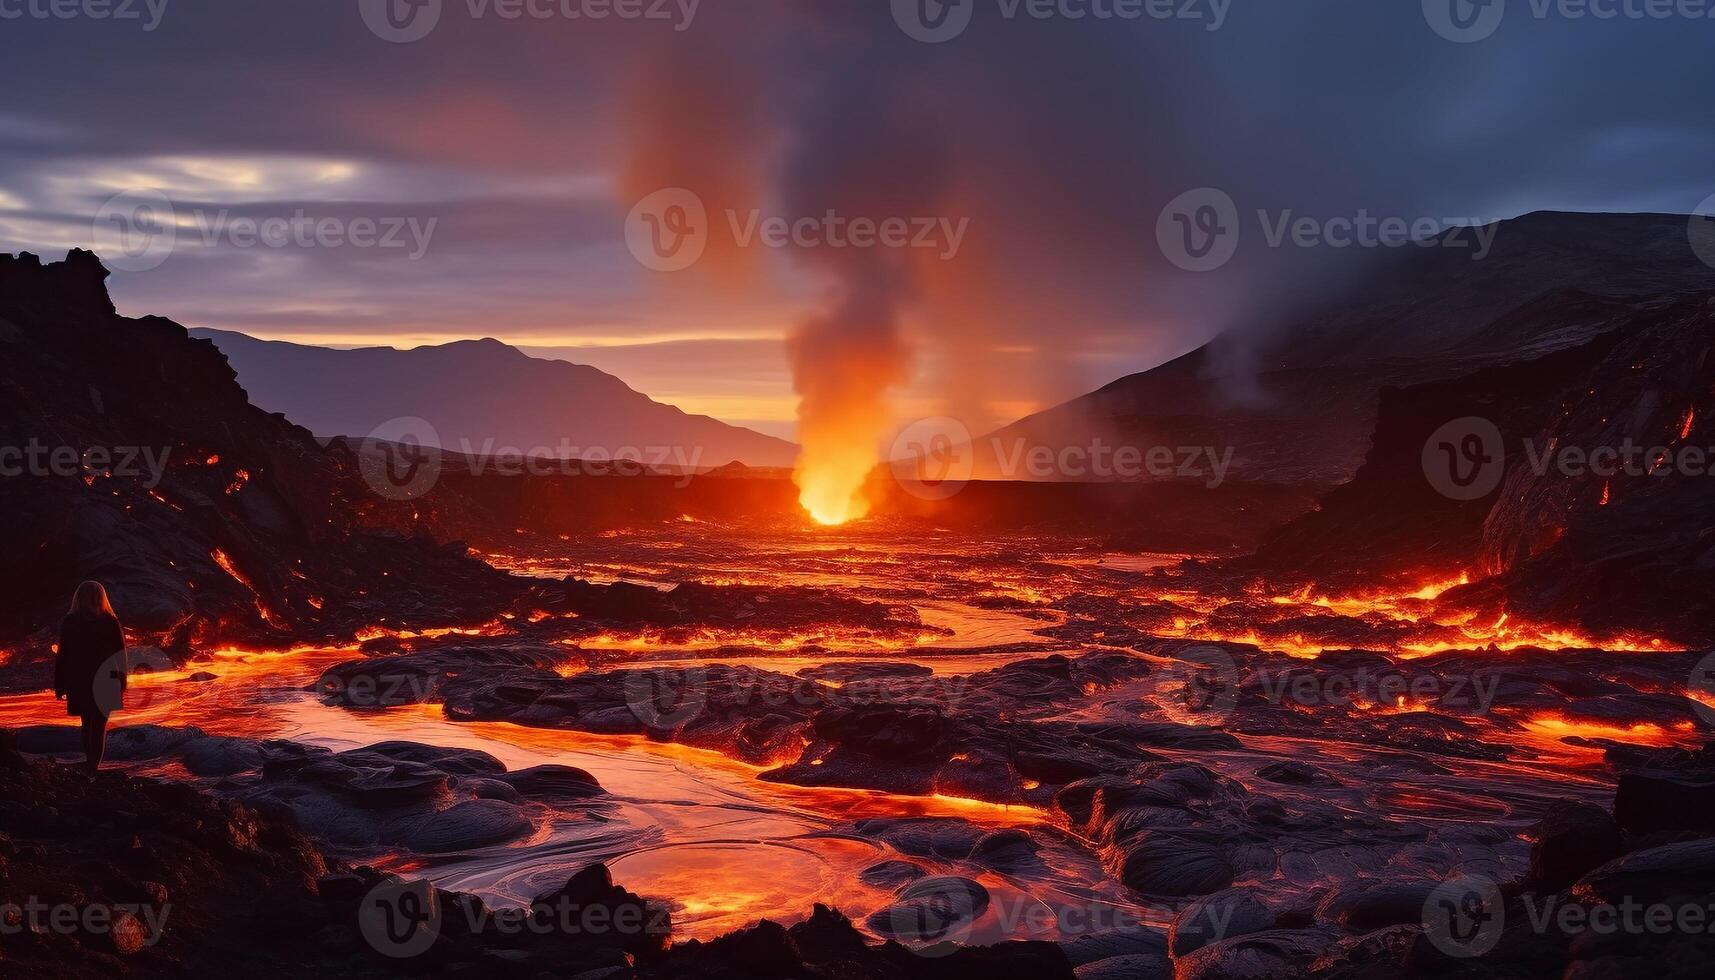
[53,612,126,719]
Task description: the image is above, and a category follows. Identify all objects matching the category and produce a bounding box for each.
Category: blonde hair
[69,581,116,619]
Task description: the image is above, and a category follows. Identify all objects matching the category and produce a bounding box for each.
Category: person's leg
[80,715,108,774]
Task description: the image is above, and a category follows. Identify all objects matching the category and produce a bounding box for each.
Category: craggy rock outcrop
[1244,290,1715,647]
[0,250,525,659]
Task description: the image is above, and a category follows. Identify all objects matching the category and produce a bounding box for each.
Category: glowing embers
[567,625,943,655]
[352,622,511,643]
[209,548,285,627]
[1142,572,1683,658]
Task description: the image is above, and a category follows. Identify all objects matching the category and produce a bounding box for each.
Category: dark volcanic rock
[1240,288,1715,648]
[0,728,1078,977]
[1612,747,1715,835]
[968,828,1045,874]
[866,876,992,944]
[0,250,525,653]
[497,764,605,800]
[1316,880,1438,931]
[813,703,947,759]
[860,859,928,889]
[1573,839,1715,907]
[1255,761,1339,787]
[1176,927,1345,980]
[1111,834,1235,897]
[1170,889,1277,957]
[1529,800,1623,891]
[1061,925,1170,968]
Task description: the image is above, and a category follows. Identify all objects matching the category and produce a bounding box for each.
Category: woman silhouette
[53,581,126,775]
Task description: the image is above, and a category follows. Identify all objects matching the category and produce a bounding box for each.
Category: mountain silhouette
[191,329,800,470]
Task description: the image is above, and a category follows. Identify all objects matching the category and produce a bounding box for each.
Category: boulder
[1112,834,1235,897]
[1174,928,1344,980]
[812,704,946,759]
[1170,889,1276,957]
[400,799,531,853]
[1573,839,1715,907]
[866,876,991,944]
[1529,801,1622,891]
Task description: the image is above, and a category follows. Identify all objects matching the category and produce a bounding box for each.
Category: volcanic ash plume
[788,260,911,525]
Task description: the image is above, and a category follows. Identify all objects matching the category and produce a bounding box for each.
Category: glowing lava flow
[1147,572,1683,658]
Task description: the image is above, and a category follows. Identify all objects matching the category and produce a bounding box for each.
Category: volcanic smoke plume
[617,6,956,525]
[788,259,911,525]
[775,24,956,524]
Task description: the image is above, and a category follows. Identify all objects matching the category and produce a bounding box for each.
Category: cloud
[1,0,1710,439]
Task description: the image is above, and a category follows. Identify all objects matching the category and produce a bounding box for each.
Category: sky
[2,0,1712,440]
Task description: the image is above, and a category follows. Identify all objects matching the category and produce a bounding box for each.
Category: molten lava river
[2,521,1707,947]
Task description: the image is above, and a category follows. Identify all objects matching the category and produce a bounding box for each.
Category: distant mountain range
[190,330,800,470]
